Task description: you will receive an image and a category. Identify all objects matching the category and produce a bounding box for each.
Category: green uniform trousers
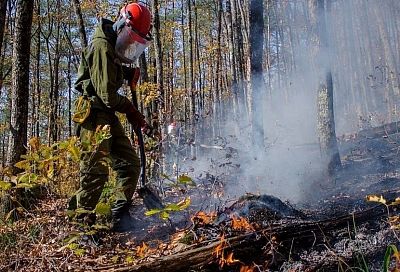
[69,110,140,214]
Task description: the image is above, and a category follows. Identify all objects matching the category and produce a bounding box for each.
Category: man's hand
[142,123,159,139]
[126,105,146,130]
[122,66,140,88]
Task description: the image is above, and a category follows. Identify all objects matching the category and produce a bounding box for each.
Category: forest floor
[0,129,400,271]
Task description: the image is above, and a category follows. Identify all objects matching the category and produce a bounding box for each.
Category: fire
[213,235,240,268]
[240,265,256,272]
[136,242,148,258]
[231,215,254,231]
[191,211,216,225]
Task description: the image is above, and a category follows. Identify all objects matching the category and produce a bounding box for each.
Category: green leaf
[177,175,196,186]
[59,140,70,150]
[74,248,85,257]
[16,183,35,189]
[18,173,38,184]
[383,244,399,272]
[160,211,170,220]
[125,256,135,264]
[144,208,162,216]
[14,160,31,171]
[69,145,80,162]
[95,202,111,216]
[0,181,12,191]
[164,203,182,212]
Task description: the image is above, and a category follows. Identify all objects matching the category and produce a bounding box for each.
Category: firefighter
[68,3,154,232]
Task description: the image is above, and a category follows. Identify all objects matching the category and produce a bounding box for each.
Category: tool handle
[126,65,146,188]
[136,127,146,188]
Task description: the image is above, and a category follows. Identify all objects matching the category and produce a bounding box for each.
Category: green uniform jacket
[75,18,131,113]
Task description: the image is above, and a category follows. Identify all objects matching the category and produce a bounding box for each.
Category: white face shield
[115,25,151,64]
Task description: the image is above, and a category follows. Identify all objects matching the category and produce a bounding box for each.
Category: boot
[111,201,136,232]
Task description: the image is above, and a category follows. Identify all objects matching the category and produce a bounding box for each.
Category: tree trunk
[0,0,7,58]
[71,0,87,48]
[249,0,265,148]
[309,0,341,176]
[187,0,196,159]
[6,0,34,174]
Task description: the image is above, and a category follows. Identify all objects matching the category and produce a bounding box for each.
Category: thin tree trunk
[71,0,87,48]
[187,0,196,159]
[309,0,341,176]
[6,0,34,174]
[249,0,265,148]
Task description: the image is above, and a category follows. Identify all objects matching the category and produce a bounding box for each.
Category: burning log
[99,204,387,272]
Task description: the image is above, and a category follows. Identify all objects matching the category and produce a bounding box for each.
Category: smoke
[209,0,399,204]
[168,0,399,206]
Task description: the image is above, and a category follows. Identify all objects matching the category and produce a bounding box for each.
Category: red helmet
[120,3,152,40]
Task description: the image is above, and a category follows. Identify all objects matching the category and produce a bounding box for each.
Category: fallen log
[99,204,388,272]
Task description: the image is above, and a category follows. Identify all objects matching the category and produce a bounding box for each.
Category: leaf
[164,203,182,211]
[390,197,400,206]
[95,202,111,216]
[366,195,387,205]
[18,173,38,184]
[29,137,40,151]
[0,181,12,191]
[14,160,31,171]
[69,145,80,162]
[144,208,162,216]
[177,175,196,185]
[177,197,191,209]
[383,244,399,272]
[160,211,170,220]
[15,183,35,189]
[74,248,85,256]
[125,256,135,264]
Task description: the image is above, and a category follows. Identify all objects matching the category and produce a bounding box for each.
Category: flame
[213,235,239,267]
[191,211,216,225]
[136,242,148,258]
[214,235,226,258]
[240,265,256,272]
[231,216,254,231]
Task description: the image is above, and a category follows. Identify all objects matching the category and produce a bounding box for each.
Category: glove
[142,122,157,138]
[122,66,140,88]
[125,104,146,130]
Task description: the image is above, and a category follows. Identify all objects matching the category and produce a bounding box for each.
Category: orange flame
[213,235,240,268]
[240,265,256,272]
[136,242,148,258]
[231,216,254,231]
[191,211,216,225]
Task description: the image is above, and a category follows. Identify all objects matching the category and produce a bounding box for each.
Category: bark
[187,0,196,159]
[249,0,265,148]
[0,0,7,92]
[309,0,341,176]
[6,0,34,174]
[0,0,7,58]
